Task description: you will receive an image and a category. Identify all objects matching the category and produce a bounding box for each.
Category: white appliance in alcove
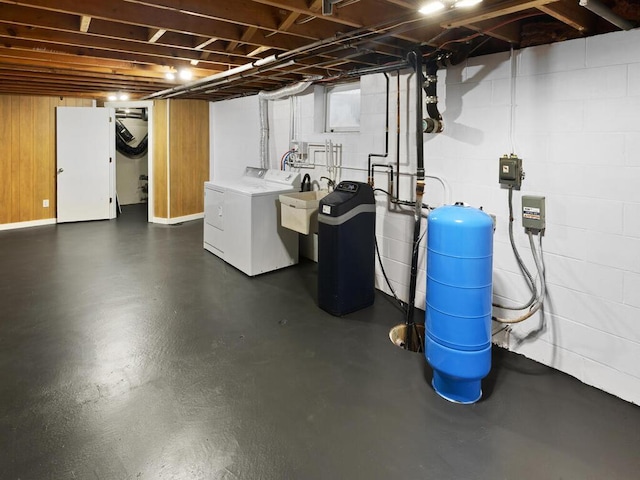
[204,167,301,276]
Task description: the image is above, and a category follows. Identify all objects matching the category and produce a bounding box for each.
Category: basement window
[325,82,360,133]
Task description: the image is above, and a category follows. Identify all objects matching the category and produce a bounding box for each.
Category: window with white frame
[325,82,360,132]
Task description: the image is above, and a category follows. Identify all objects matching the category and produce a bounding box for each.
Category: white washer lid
[226,182,297,196]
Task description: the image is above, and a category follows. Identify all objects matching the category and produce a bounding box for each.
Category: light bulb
[165,72,176,81]
[418,1,445,15]
[179,68,193,81]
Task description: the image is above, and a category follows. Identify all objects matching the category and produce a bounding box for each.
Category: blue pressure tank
[425,204,493,404]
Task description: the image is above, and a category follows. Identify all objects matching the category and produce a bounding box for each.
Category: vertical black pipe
[395,70,401,199]
[423,60,443,133]
[404,49,426,349]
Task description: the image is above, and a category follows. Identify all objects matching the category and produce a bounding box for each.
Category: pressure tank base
[432,373,482,405]
[426,334,491,404]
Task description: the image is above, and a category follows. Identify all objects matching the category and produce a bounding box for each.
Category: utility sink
[279,190,328,235]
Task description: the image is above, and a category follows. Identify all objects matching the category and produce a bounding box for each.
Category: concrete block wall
[209,28,640,404]
[433,29,640,405]
[209,95,261,182]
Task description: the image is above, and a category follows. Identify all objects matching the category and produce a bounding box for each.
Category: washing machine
[204,167,301,276]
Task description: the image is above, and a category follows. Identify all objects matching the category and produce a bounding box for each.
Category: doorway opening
[105,100,154,223]
[114,107,149,220]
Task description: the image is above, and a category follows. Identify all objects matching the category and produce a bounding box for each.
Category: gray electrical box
[499,155,523,189]
[522,195,546,233]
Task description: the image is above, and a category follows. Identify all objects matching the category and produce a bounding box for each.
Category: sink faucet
[320,176,335,191]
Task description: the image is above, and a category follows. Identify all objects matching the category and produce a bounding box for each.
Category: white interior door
[56,107,115,223]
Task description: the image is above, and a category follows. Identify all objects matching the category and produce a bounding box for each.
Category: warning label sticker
[523,206,540,219]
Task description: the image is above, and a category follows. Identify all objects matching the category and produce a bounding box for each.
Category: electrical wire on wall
[492,229,546,324]
[490,42,548,324]
[493,186,538,311]
[509,45,518,155]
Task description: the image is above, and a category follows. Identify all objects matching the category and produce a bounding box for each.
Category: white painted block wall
[209,28,640,405]
[209,95,261,182]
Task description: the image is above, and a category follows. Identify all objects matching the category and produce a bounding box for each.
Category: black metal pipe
[404,49,426,349]
[423,60,443,133]
[395,70,401,199]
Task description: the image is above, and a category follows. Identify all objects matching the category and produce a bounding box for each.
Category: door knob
[57,168,64,174]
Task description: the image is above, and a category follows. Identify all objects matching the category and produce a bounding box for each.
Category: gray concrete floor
[1,204,639,480]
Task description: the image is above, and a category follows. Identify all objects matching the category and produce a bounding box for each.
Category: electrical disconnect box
[499,155,523,189]
[289,140,308,159]
[522,195,546,233]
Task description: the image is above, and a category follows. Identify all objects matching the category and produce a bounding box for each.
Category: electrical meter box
[522,195,546,232]
[499,155,523,189]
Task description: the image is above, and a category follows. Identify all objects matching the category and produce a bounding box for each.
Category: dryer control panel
[264,169,301,188]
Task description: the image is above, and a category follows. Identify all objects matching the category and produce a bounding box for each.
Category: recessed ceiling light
[119,93,129,101]
[179,68,193,81]
[418,1,445,15]
[165,72,176,81]
[107,94,117,101]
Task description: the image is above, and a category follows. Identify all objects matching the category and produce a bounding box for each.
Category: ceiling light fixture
[418,1,445,15]
[165,72,176,81]
[179,68,193,81]
[419,0,482,14]
[119,93,129,101]
[107,94,117,101]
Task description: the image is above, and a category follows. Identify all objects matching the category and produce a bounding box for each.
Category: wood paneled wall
[152,99,169,219]
[0,95,208,225]
[169,99,209,218]
[152,98,209,220]
[0,95,92,225]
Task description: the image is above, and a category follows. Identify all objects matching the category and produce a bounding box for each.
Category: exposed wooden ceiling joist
[0,0,634,101]
[79,15,91,33]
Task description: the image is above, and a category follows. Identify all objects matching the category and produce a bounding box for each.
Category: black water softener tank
[318,181,376,316]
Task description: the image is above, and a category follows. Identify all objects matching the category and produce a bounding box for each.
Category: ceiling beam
[79,15,91,33]
[0,25,242,70]
[147,28,167,43]
[247,46,271,58]
[227,26,258,53]
[537,0,595,32]
[2,0,312,51]
[441,0,557,29]
[194,37,218,50]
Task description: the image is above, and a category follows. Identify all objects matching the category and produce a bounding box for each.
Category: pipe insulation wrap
[258,81,312,168]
